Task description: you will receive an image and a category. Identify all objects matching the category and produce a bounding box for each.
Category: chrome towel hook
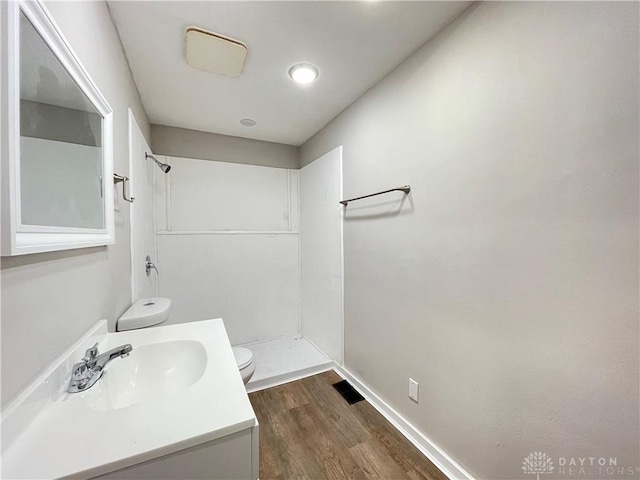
[113,174,134,203]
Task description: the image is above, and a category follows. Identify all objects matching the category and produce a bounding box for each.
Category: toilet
[232,346,256,385]
[117,298,255,385]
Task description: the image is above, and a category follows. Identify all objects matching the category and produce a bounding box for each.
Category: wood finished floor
[249,371,447,480]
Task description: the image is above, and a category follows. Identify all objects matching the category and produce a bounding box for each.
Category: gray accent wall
[301,2,639,478]
[1,1,150,406]
[151,124,299,169]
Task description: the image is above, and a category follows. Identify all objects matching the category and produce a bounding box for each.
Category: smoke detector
[186,27,247,77]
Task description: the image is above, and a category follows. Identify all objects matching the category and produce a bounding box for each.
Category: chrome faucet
[67,343,133,393]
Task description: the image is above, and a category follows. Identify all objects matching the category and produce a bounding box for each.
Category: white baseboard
[246,362,333,394]
[333,364,475,480]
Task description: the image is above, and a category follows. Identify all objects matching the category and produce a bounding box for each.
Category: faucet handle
[72,362,88,378]
[83,343,99,363]
[70,362,91,391]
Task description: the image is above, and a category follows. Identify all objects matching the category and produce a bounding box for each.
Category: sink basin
[87,340,207,411]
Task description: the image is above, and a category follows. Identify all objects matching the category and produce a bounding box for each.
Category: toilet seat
[232,346,254,370]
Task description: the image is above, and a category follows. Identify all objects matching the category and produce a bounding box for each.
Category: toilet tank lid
[117,297,171,331]
[232,347,254,369]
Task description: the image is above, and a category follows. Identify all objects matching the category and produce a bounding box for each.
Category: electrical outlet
[409,378,419,403]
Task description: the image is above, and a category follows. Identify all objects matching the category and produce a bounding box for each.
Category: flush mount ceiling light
[240,118,256,127]
[288,63,319,84]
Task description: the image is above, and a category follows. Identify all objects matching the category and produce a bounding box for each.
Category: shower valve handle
[145,255,158,277]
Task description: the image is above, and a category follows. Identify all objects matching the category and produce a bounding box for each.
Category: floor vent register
[332,380,365,405]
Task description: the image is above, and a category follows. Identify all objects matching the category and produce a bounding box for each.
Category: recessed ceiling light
[288,63,319,84]
[240,118,256,127]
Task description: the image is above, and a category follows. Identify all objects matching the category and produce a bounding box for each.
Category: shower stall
[129,127,343,391]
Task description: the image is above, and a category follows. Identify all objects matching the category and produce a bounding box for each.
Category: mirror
[20,12,104,229]
[1,0,114,255]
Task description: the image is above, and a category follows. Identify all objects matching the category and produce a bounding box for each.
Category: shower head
[145,153,171,174]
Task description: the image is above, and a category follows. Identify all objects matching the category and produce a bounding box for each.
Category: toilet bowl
[232,346,255,385]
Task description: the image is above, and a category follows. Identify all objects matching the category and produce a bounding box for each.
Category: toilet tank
[117,297,171,331]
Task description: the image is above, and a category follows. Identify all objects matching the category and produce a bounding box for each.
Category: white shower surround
[128,109,157,301]
[152,152,345,377]
[300,146,344,364]
[153,156,301,346]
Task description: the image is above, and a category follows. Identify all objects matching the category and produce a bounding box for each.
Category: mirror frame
[1,0,114,256]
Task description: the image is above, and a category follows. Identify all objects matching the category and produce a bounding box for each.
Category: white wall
[155,156,300,345]
[301,2,639,479]
[1,1,149,407]
[129,110,156,301]
[300,146,343,363]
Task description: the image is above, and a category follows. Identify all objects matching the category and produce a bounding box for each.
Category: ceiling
[108,1,471,146]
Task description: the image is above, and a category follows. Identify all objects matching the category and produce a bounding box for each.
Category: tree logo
[522,452,555,480]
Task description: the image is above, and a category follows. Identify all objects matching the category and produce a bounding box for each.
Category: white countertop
[1,319,256,479]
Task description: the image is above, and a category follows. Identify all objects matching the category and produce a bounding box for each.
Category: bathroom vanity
[1,319,259,479]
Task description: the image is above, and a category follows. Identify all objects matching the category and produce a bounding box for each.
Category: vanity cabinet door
[93,427,257,480]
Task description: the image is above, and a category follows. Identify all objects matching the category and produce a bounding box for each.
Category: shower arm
[146,153,171,173]
[146,153,161,167]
